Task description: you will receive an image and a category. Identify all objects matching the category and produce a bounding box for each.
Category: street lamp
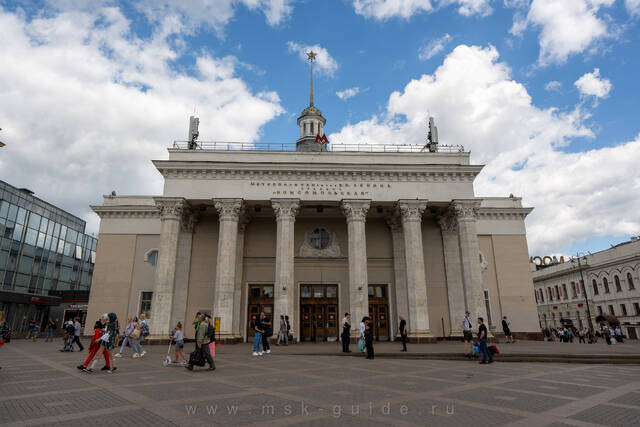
[571,253,594,331]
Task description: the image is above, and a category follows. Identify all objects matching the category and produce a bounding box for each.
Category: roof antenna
[188,115,199,150]
[422,116,439,152]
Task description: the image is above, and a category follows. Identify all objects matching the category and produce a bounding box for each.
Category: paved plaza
[1,340,640,426]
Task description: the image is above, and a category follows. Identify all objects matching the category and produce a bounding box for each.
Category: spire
[307,50,316,107]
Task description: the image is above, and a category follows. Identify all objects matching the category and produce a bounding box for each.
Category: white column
[272,199,300,339]
[149,198,185,337]
[341,200,370,337]
[453,200,488,324]
[398,200,431,338]
[438,208,465,336]
[232,214,251,340]
[170,210,197,329]
[213,199,243,339]
[385,213,409,337]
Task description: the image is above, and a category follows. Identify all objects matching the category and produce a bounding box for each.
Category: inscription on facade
[250,181,393,197]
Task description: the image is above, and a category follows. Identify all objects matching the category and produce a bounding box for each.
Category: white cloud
[336,87,361,100]
[286,41,339,77]
[575,68,612,98]
[545,80,562,92]
[419,33,452,60]
[625,0,640,16]
[0,7,283,233]
[513,0,616,65]
[330,44,640,253]
[351,0,491,19]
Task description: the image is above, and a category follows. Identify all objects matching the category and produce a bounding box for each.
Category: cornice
[91,205,159,219]
[153,161,482,183]
[477,207,534,221]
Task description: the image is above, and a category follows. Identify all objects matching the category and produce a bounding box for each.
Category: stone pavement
[1,339,640,426]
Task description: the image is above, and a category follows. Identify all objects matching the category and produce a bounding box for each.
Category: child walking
[172,322,186,365]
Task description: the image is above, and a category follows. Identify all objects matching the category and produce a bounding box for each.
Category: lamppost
[571,253,594,331]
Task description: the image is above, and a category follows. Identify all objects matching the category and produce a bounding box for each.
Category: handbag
[130,328,141,339]
[208,342,216,357]
[357,338,365,351]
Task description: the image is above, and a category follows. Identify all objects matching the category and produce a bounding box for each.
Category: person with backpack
[186,313,214,371]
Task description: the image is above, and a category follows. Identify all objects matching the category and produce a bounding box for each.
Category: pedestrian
[82,313,118,373]
[341,313,351,353]
[399,315,407,352]
[0,311,11,370]
[171,322,187,365]
[71,317,84,351]
[364,319,374,360]
[27,318,38,341]
[276,315,288,346]
[615,326,624,343]
[477,317,493,364]
[285,315,292,343]
[44,318,55,342]
[136,314,148,357]
[252,312,264,356]
[77,316,113,372]
[261,312,272,354]
[359,317,367,353]
[187,314,215,371]
[462,311,473,357]
[578,328,586,343]
[502,316,514,343]
[129,316,144,358]
[60,321,75,351]
[114,317,134,358]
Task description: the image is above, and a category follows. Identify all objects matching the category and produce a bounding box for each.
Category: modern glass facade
[0,180,97,334]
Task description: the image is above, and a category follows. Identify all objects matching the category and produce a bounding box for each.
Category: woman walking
[44,318,56,342]
[171,322,186,364]
[276,315,288,346]
[134,314,148,358]
[364,319,374,360]
[114,317,135,358]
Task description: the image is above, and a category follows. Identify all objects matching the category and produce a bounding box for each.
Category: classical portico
[87,52,540,342]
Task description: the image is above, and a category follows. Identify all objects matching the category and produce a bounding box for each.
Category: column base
[407,330,436,343]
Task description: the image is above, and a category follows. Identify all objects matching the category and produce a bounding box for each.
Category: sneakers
[132,353,140,358]
[207,367,216,371]
[140,350,147,357]
[101,366,117,371]
[258,351,264,356]
[181,360,187,366]
[85,368,94,373]
[114,353,123,358]
[265,349,271,354]
[77,365,86,371]
[252,352,259,356]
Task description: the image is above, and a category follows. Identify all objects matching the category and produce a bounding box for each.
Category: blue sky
[0,0,639,256]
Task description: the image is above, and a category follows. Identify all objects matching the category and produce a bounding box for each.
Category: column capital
[397,200,427,223]
[238,213,252,233]
[341,199,371,223]
[154,197,186,221]
[451,199,481,222]
[271,199,300,222]
[214,199,243,222]
[437,209,458,233]
[384,212,403,233]
[180,208,199,233]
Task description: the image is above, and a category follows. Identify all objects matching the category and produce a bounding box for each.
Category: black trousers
[72,336,84,350]
[341,333,350,352]
[365,341,374,359]
[401,334,407,351]
[262,333,271,351]
[200,344,215,368]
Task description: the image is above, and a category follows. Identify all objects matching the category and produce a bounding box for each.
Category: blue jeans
[46,328,54,341]
[480,338,493,362]
[253,332,263,352]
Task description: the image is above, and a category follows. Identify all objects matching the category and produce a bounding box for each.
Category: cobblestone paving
[1,340,639,426]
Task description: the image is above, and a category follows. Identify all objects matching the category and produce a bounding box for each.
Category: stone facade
[533,238,640,339]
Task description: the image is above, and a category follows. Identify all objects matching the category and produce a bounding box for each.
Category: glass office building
[0,180,97,335]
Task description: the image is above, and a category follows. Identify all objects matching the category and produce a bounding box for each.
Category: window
[139,292,152,318]
[483,289,492,326]
[634,303,640,315]
[621,304,627,316]
[571,282,577,298]
[263,286,274,298]
[301,286,311,298]
[603,278,610,294]
[608,305,614,315]
[148,251,157,266]
[313,286,323,298]
[250,286,261,298]
[539,288,544,302]
[579,279,584,294]
[554,285,560,299]
[597,306,603,315]
[562,284,568,300]
[615,275,622,292]
[310,228,330,249]
[628,273,635,290]
[592,279,599,295]
[326,286,337,298]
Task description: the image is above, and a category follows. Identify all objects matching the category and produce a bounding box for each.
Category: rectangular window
[326,286,337,299]
[16,207,26,225]
[250,286,261,298]
[597,306,603,315]
[39,217,48,233]
[483,289,492,326]
[263,286,273,298]
[313,286,324,298]
[139,291,153,318]
[27,212,40,230]
[621,304,627,316]
[37,232,46,248]
[0,201,9,218]
[608,305,615,315]
[634,303,640,315]
[25,228,38,246]
[301,286,311,298]
[12,224,23,241]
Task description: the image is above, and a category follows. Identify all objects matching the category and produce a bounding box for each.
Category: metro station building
[86,65,539,342]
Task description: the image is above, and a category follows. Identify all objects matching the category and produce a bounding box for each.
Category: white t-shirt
[462,317,472,331]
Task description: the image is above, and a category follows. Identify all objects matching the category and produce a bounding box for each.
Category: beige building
[533,237,640,339]
[86,63,540,342]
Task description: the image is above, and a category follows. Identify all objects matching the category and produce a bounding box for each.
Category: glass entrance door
[299,284,339,342]
[247,284,274,338]
[368,284,390,341]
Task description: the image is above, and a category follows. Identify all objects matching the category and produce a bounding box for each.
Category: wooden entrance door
[299,284,339,342]
[247,284,274,338]
[368,284,390,341]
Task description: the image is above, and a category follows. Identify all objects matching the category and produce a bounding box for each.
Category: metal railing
[172,141,464,153]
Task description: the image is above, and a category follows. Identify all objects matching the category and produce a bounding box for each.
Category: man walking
[502,316,514,343]
[399,316,407,352]
[252,313,264,356]
[186,314,215,371]
[462,311,473,357]
[276,315,288,346]
[72,317,84,351]
[341,313,351,353]
[478,317,493,364]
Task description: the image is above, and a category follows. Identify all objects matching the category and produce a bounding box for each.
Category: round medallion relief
[310,228,331,249]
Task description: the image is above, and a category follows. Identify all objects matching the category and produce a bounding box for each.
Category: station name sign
[250,181,393,197]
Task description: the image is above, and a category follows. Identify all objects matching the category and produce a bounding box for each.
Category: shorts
[101,340,115,350]
[463,331,473,342]
[503,329,512,336]
[176,341,184,349]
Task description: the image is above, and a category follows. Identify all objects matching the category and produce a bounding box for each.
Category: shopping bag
[357,338,365,351]
[208,342,216,357]
[189,348,205,367]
